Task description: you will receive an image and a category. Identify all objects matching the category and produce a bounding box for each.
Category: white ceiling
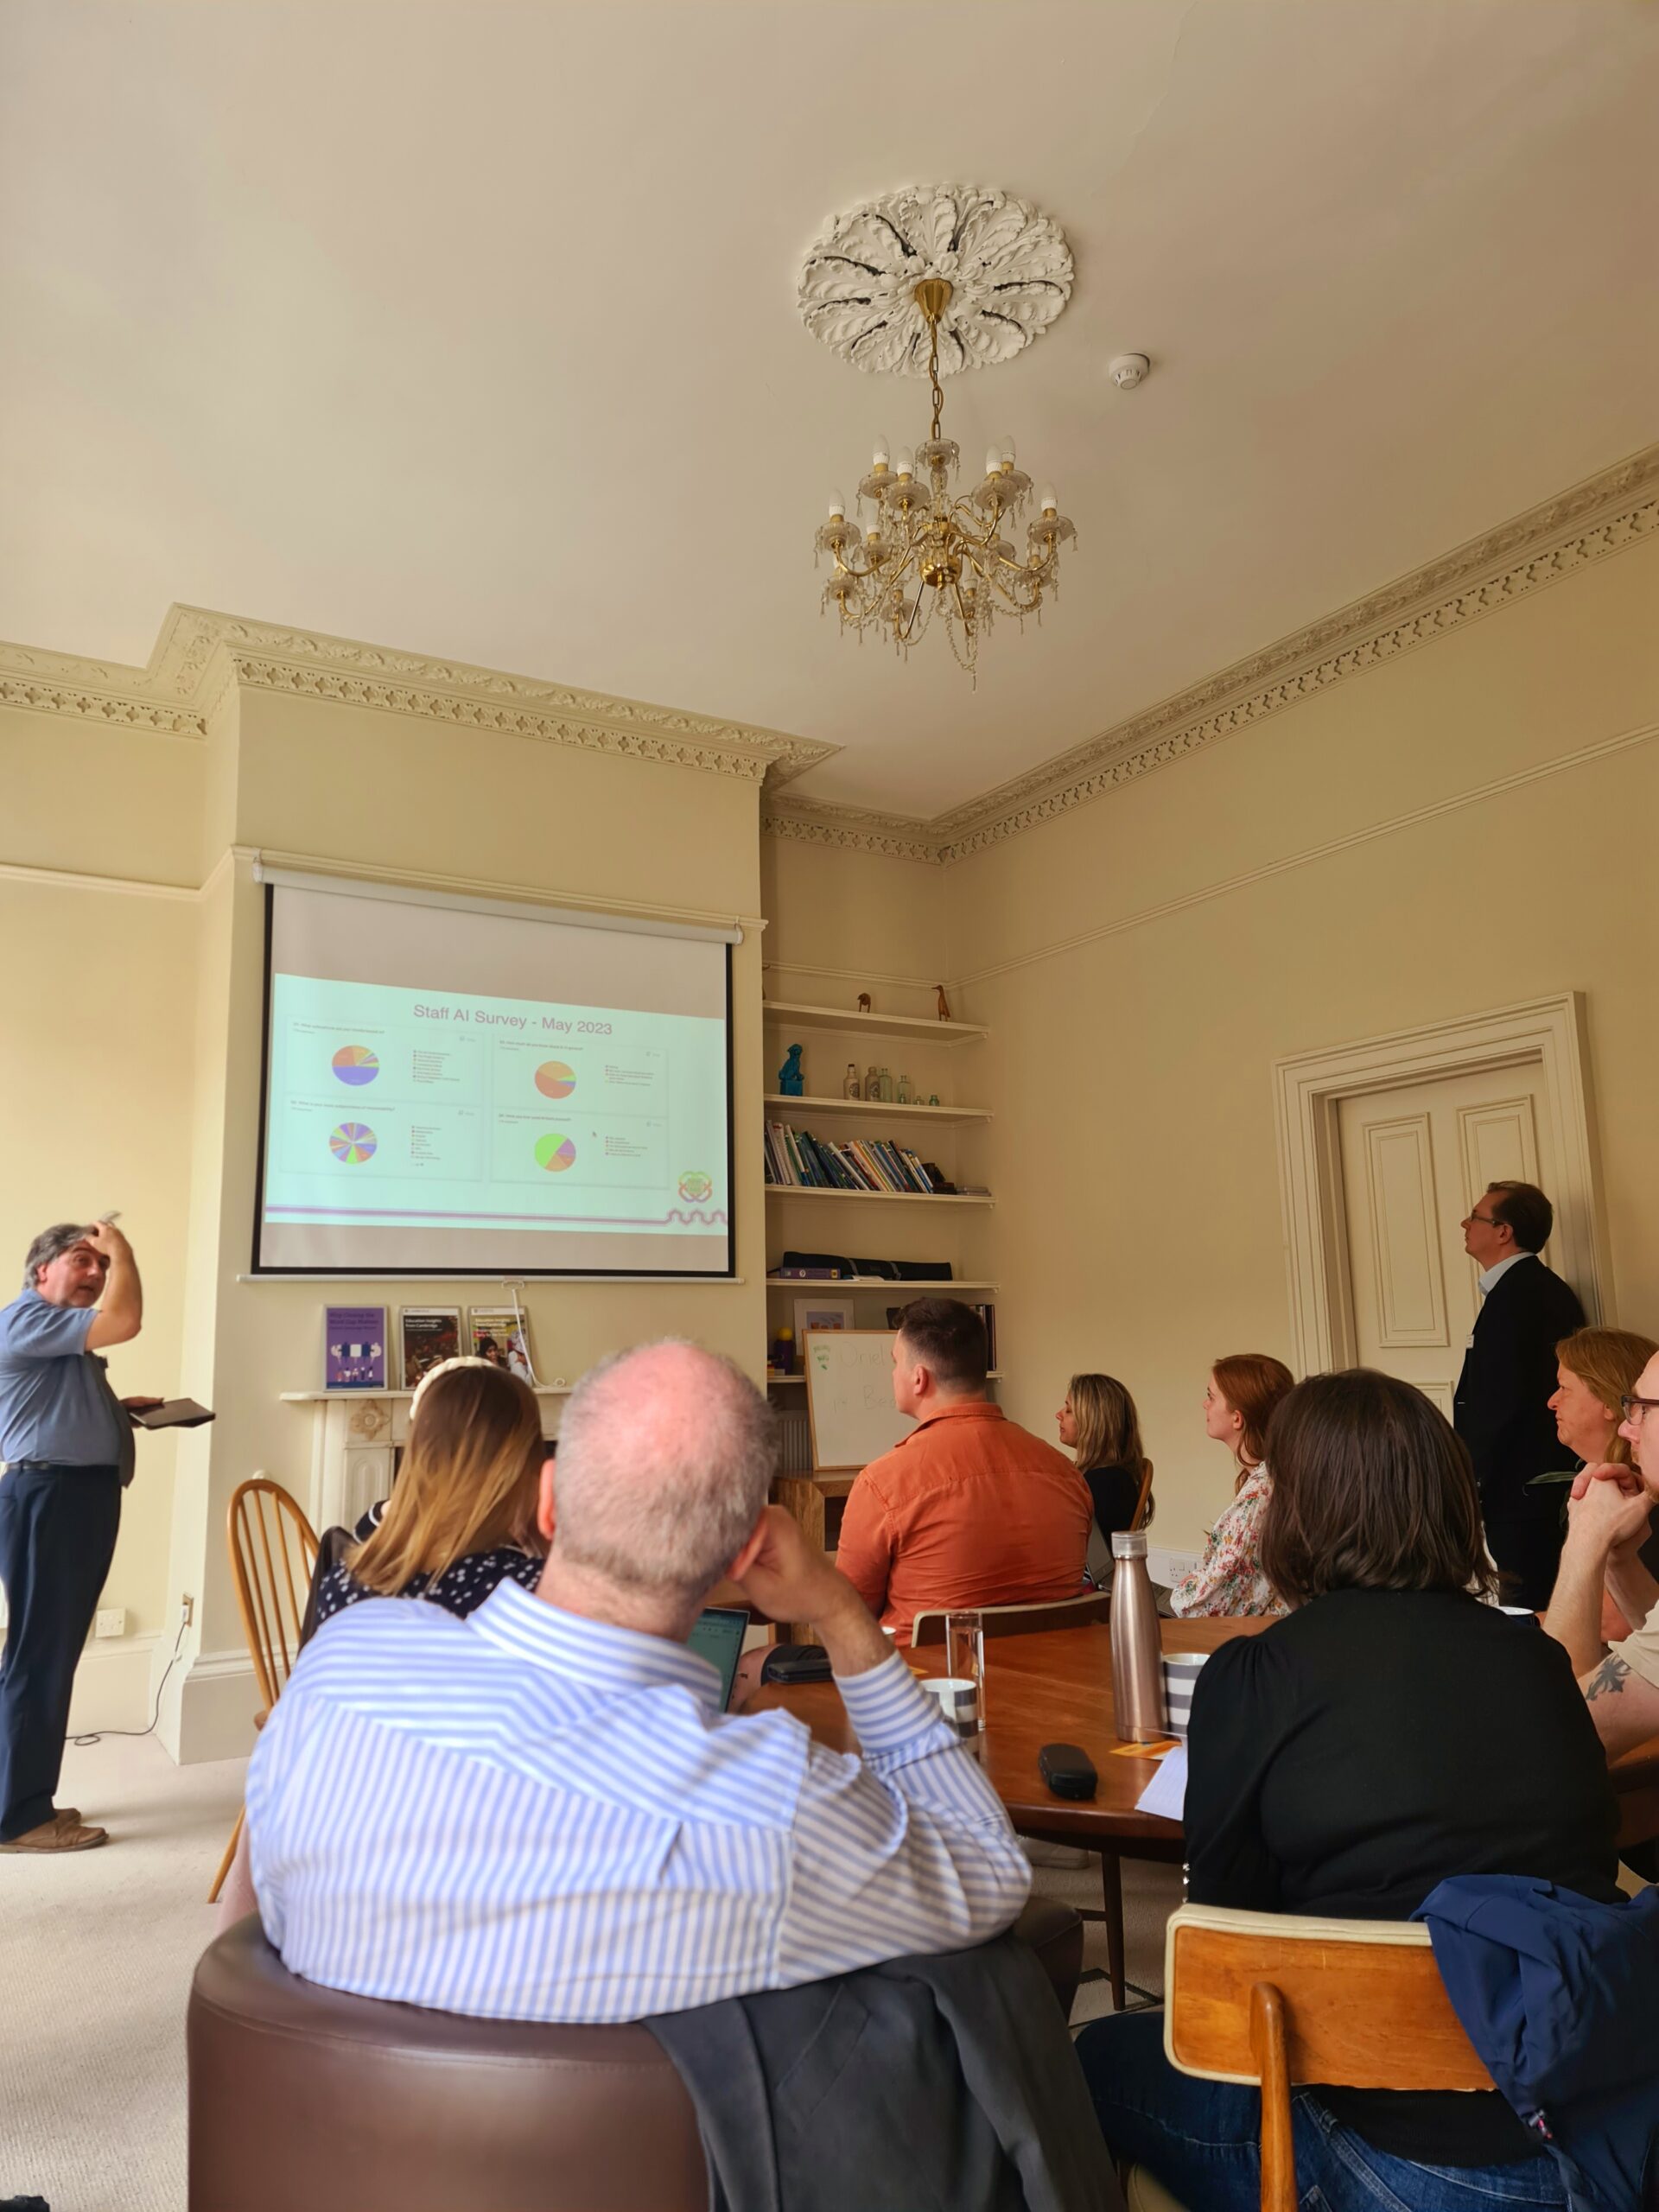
[2,2,1656,818]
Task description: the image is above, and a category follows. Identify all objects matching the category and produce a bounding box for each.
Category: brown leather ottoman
[188,1900,1083,2211]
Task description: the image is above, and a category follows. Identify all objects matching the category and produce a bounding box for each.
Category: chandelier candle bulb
[1000,436,1016,464]
[895,447,914,478]
[984,446,1003,478]
[1039,485,1058,512]
[828,491,846,518]
[873,436,889,467]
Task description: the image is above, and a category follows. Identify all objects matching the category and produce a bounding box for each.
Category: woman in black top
[1056,1372,1150,1542]
[1077,1369,1618,2212]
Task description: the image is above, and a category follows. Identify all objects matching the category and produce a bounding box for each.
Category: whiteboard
[803,1330,914,1471]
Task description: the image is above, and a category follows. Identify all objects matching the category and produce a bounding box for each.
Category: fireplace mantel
[279,1388,571,1532]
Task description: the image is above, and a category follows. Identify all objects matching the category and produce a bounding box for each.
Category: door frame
[1274,993,1609,1375]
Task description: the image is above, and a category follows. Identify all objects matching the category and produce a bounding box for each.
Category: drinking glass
[944,1609,987,1732]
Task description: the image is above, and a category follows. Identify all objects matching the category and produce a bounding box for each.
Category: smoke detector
[1109,353,1151,390]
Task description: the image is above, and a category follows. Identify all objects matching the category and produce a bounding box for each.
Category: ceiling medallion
[798,184,1072,375]
[810,266,1076,682]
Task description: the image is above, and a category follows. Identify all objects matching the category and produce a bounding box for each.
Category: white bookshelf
[763,1091,990,1124]
[763,998,988,1045]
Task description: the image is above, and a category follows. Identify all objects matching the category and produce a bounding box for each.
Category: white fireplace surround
[278,1387,571,1535]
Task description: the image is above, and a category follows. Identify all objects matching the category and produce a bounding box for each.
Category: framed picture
[399,1306,461,1389]
[793,1294,855,1346]
[324,1305,387,1391]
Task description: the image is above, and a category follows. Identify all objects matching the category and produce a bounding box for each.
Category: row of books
[764,1121,939,1196]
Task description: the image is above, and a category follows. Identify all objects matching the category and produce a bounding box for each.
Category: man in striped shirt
[247,1339,1031,2023]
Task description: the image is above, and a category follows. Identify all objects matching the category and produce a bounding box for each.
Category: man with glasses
[1453,1181,1585,1608]
[1544,1351,1659,1756]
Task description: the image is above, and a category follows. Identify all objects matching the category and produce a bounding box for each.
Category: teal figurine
[778,1043,805,1096]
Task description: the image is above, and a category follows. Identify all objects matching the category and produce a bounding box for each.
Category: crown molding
[764,442,1659,865]
[0,606,836,789]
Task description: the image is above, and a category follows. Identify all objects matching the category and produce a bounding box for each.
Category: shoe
[0,1811,107,1853]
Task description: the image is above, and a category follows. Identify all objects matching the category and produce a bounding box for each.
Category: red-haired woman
[1168,1352,1295,1618]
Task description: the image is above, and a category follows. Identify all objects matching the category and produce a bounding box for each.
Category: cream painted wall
[0,851,200,1726]
[156,684,768,1757]
[938,532,1659,1558]
[2,677,767,1751]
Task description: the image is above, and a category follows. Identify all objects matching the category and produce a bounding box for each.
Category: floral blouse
[1168,1466,1286,1619]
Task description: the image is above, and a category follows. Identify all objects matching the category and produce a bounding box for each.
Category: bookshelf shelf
[763,1091,989,1124]
[765,1185,992,1205]
[762,999,988,1046]
[766,1276,999,1292]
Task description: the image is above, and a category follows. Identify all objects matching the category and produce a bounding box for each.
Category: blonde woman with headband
[313,1357,550,1624]
[217,1358,549,1928]
[1056,1373,1153,1546]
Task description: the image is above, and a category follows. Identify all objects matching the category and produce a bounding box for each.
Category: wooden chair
[1125,1904,1492,2212]
[207,1479,321,1903]
[910,1591,1113,1645]
[1130,1457,1154,1533]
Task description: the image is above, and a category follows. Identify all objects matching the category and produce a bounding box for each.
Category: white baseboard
[67,1632,162,1736]
[159,1646,260,1765]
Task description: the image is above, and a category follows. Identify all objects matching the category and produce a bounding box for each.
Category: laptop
[686,1604,751,1712]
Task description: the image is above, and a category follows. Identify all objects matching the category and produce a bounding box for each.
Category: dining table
[741,1614,1659,2004]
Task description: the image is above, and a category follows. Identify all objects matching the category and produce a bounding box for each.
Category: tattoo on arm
[1585,1654,1631,1703]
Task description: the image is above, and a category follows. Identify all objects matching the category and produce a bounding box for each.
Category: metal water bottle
[1109,1530,1167,1742]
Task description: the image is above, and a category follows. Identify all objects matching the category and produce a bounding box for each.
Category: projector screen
[253,876,734,1277]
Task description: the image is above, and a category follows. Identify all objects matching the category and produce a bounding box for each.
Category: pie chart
[329,1122,378,1164]
[534,1132,577,1173]
[534,1059,576,1100]
[332,1045,380,1086]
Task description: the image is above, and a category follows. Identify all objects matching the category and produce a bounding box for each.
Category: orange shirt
[835,1400,1093,1647]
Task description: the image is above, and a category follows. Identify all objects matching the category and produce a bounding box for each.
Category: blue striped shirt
[246,1579,1031,2023]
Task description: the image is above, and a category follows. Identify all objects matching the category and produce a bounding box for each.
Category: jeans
[1076,2010,1567,2212]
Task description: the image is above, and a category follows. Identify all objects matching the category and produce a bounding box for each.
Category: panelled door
[1335,1064,1561,1418]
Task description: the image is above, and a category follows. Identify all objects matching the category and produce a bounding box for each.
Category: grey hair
[553,1339,777,1599]
[24,1222,92,1289]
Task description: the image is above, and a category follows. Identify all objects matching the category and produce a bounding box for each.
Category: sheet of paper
[1134,1744,1187,1823]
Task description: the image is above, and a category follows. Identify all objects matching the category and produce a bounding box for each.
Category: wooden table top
[741,1618,1659,1851]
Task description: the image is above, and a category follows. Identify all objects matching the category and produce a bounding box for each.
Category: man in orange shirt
[836,1298,1092,1648]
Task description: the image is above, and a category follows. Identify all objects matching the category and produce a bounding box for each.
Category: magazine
[467,1305,536,1385]
[324,1306,388,1391]
[399,1306,461,1389]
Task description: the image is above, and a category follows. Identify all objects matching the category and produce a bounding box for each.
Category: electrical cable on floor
[68,1611,189,1747]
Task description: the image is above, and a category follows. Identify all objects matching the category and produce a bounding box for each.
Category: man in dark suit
[1453,1180,1585,1609]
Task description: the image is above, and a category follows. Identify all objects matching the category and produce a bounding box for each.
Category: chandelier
[813,277,1075,683]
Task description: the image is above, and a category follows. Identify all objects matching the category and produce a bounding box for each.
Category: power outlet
[95,1606,127,1640]
[181,1593,195,1628]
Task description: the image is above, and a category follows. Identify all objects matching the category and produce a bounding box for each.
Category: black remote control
[1039,1742,1098,1802]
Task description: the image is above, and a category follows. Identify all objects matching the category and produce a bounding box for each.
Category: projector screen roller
[254,879,734,1276]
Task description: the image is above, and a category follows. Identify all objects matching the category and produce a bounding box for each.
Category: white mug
[920,1675,980,1738]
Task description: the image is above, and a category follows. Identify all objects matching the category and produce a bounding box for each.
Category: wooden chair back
[1130,1458,1155,1533]
[1163,1904,1491,2212]
[226,1479,321,1714]
[911,1591,1112,1645]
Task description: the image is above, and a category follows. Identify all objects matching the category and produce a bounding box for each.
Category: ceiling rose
[799,184,1073,376]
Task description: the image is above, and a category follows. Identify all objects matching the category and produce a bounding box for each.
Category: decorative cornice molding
[764,442,1659,864]
[0,606,835,788]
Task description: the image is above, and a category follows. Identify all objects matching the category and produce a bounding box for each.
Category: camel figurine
[935,984,952,1022]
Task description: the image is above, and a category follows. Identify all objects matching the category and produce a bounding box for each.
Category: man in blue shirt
[0,1219,156,1853]
[251,1339,1032,2021]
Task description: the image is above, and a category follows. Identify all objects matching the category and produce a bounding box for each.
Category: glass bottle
[843,1063,860,1099]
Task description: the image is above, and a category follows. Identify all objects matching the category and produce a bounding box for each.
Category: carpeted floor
[0,1735,1179,2211]
[1,1734,246,2212]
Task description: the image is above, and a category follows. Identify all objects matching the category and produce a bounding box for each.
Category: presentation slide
[255,881,733,1276]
